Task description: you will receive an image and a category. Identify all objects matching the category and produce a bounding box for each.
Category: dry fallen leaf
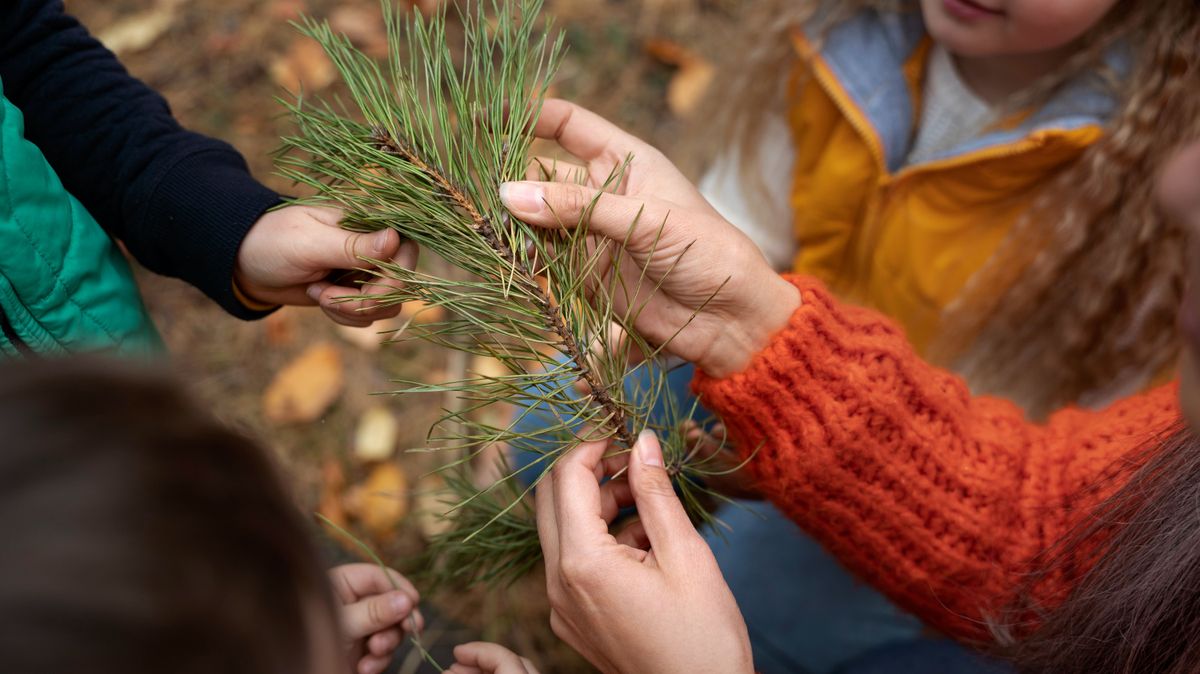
[345,462,410,536]
[354,406,399,462]
[668,59,715,117]
[262,342,345,424]
[270,38,337,93]
[399,300,448,325]
[330,5,389,58]
[336,318,401,352]
[470,355,509,381]
[644,38,715,117]
[96,0,180,55]
[316,458,349,531]
[263,308,298,347]
[268,0,308,21]
[406,0,446,14]
[413,473,453,540]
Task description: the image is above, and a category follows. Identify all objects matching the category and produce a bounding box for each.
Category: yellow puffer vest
[787,11,1115,354]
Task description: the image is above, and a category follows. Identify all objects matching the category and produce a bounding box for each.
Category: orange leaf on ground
[262,342,345,424]
[345,463,410,536]
[406,0,446,14]
[643,38,715,117]
[95,0,180,56]
[330,5,389,58]
[470,355,509,381]
[668,59,715,117]
[336,318,401,352]
[354,406,399,462]
[263,308,298,347]
[400,300,448,325]
[270,38,337,93]
[414,473,453,540]
[268,0,307,21]
[317,458,349,531]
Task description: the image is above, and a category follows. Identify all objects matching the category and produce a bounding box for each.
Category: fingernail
[391,593,411,615]
[305,284,324,303]
[373,229,392,255]
[499,181,545,214]
[637,429,663,467]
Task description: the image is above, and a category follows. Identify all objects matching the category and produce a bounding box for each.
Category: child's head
[705,0,1200,416]
[0,359,341,674]
[919,0,1119,58]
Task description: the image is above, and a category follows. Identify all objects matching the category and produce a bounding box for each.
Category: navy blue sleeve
[0,0,281,319]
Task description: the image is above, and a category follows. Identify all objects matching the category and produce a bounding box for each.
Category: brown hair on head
[699,0,1200,418]
[0,358,335,674]
[1000,425,1200,673]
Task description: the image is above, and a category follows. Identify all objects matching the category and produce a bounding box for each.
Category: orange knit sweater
[693,276,1181,641]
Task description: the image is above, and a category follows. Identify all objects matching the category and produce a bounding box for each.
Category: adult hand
[328,563,425,674]
[448,642,541,674]
[235,205,417,327]
[536,431,754,674]
[500,99,800,377]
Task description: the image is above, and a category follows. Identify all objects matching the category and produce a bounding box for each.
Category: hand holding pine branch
[500,99,800,379]
[277,0,755,588]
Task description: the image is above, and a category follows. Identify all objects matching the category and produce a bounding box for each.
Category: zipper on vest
[0,308,34,357]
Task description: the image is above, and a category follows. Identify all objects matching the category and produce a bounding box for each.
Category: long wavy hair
[701,0,1200,418]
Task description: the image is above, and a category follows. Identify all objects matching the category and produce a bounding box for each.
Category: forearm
[0,0,279,317]
[694,275,1180,639]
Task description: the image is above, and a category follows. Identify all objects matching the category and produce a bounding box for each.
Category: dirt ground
[63,0,738,671]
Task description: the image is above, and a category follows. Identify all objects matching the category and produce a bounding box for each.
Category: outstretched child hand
[448,642,541,674]
[328,563,425,674]
[235,205,417,327]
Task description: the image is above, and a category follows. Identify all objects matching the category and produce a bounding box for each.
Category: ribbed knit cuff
[136,148,282,320]
[693,274,911,445]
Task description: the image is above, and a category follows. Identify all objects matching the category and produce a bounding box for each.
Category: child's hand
[235,205,417,327]
[448,642,540,674]
[328,563,425,674]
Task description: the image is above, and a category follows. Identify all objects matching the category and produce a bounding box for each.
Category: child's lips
[943,0,1004,21]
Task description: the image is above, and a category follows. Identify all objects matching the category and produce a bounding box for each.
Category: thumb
[340,590,414,640]
[300,226,401,272]
[627,429,697,566]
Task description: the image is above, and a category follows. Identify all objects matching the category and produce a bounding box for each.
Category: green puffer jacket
[0,83,161,357]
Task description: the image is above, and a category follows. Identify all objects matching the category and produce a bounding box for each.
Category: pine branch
[277,0,737,589]
[369,123,635,449]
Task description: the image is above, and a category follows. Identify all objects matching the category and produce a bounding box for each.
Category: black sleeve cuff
[132,147,283,320]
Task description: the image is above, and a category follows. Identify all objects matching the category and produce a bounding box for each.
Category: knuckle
[553,184,587,216]
[558,553,600,594]
[367,598,389,626]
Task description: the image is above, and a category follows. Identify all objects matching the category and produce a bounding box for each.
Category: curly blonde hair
[701,0,1200,418]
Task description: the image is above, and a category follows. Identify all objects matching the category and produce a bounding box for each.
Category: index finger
[330,563,420,605]
[534,99,652,165]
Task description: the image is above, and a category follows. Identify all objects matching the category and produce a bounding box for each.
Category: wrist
[700,274,801,379]
[231,275,278,311]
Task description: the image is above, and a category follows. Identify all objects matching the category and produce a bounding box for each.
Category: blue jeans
[511,361,1002,673]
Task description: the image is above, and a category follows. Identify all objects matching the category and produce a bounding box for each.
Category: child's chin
[921,12,1005,58]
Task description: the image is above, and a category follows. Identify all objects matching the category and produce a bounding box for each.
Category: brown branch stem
[371,127,635,449]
